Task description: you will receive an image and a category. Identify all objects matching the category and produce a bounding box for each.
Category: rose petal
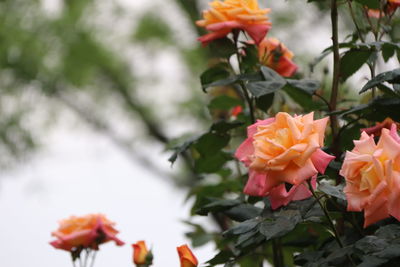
[311,149,335,174]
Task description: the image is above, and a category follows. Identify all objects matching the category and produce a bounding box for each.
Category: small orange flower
[258,38,298,77]
[50,214,124,252]
[177,244,198,267]
[196,0,271,46]
[132,241,150,265]
[230,105,243,117]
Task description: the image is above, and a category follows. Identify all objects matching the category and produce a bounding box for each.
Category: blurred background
[1,0,398,266]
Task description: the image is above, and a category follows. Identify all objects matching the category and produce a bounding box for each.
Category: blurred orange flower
[258,37,298,77]
[361,117,400,137]
[50,214,124,252]
[196,0,271,46]
[132,241,151,265]
[367,1,399,18]
[340,125,400,227]
[177,244,198,267]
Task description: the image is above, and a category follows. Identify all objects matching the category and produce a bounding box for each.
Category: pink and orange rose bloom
[235,112,334,209]
[177,244,198,267]
[340,124,400,227]
[50,213,124,252]
[196,0,271,46]
[258,37,298,77]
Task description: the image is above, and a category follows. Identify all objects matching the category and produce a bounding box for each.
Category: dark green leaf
[196,198,242,215]
[194,133,230,156]
[340,50,372,81]
[354,0,380,9]
[318,182,346,200]
[224,204,262,222]
[200,63,232,91]
[260,66,285,82]
[208,95,242,111]
[286,79,320,95]
[209,37,237,58]
[210,120,244,133]
[247,81,286,97]
[224,219,260,236]
[194,151,231,173]
[360,68,400,94]
[255,93,274,112]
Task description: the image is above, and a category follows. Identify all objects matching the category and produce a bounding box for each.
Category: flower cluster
[196,0,297,76]
[340,124,400,227]
[50,215,198,267]
[235,112,334,209]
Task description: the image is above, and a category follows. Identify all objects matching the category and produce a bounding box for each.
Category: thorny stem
[272,239,284,267]
[347,0,365,42]
[307,180,343,248]
[233,31,256,124]
[240,82,256,124]
[329,0,341,157]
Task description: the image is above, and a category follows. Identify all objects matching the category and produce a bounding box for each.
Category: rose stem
[233,30,255,124]
[89,251,97,267]
[329,0,341,158]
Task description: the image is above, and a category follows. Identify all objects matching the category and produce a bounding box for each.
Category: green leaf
[209,37,237,58]
[286,79,320,95]
[283,84,320,111]
[255,93,275,112]
[194,133,230,156]
[210,120,244,133]
[260,66,285,82]
[382,43,396,62]
[208,95,242,111]
[200,63,232,91]
[247,81,286,97]
[360,68,400,94]
[224,219,260,236]
[318,182,346,200]
[196,198,242,215]
[354,0,380,9]
[224,204,262,222]
[194,151,232,173]
[340,49,372,81]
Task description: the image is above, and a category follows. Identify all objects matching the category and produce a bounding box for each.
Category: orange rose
[50,214,124,252]
[361,117,400,137]
[177,244,198,267]
[235,112,334,209]
[132,241,152,265]
[258,38,298,77]
[340,124,400,227]
[196,0,271,46]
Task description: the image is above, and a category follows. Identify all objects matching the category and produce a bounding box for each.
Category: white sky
[0,119,213,267]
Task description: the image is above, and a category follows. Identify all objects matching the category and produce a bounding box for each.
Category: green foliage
[133,12,173,44]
